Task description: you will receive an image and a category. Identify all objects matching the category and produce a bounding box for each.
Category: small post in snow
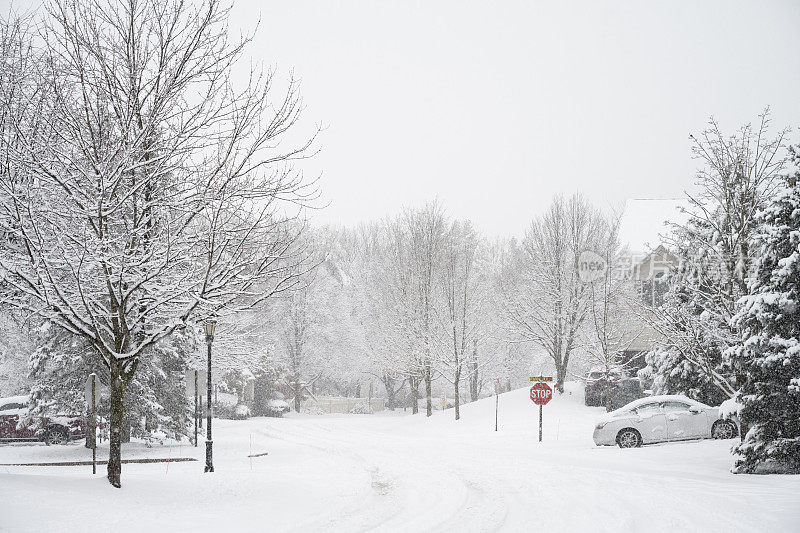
[495,378,500,432]
[194,370,198,447]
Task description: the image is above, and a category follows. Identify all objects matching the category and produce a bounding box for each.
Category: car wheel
[44,426,69,446]
[712,420,737,440]
[617,428,642,448]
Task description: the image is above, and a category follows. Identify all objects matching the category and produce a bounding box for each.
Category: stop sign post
[530,378,553,442]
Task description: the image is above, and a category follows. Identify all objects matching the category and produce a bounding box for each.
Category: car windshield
[635,403,662,415]
[661,401,691,412]
[620,380,640,391]
[588,371,622,379]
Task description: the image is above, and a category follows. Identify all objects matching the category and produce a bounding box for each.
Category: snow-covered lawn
[1,382,798,532]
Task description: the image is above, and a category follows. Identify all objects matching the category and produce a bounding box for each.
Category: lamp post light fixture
[203,319,216,473]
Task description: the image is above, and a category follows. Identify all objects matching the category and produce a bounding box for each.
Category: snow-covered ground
[1,382,798,532]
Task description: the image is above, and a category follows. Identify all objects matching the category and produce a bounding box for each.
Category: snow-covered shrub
[718,395,742,420]
[302,405,324,416]
[636,366,654,392]
[234,404,251,420]
[349,402,373,414]
[251,353,288,416]
[266,399,290,417]
[213,389,248,420]
[222,368,254,405]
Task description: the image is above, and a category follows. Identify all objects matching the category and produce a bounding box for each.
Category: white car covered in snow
[593,395,738,448]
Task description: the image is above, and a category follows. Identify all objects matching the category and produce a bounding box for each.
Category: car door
[662,401,707,440]
[633,402,668,443]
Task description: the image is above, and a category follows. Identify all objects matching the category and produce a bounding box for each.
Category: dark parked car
[601,377,646,410]
[0,395,86,445]
[585,369,626,406]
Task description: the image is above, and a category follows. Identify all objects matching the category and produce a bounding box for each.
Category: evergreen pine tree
[28,322,198,445]
[729,147,800,473]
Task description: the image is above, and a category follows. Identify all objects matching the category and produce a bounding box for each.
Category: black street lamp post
[203,319,216,473]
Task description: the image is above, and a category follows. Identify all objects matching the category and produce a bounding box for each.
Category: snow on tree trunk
[107,358,125,488]
[555,364,567,394]
[470,346,479,403]
[425,364,433,418]
[410,377,419,414]
[454,368,461,421]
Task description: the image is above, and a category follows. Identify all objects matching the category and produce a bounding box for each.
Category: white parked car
[593,395,738,448]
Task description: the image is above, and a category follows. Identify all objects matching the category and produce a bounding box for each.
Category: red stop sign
[530,382,553,405]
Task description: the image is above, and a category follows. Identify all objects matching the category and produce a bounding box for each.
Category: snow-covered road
[2,383,798,532]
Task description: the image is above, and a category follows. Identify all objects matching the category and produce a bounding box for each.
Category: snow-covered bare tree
[584,213,640,411]
[356,205,445,415]
[434,219,489,420]
[0,0,318,487]
[262,227,368,409]
[352,223,411,411]
[497,194,603,392]
[278,282,327,411]
[403,202,446,416]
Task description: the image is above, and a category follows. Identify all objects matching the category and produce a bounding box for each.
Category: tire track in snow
[258,420,513,532]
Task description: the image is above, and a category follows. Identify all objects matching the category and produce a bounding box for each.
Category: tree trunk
[470,341,479,402]
[383,375,396,411]
[454,369,461,420]
[410,376,419,414]
[555,362,567,393]
[469,353,478,402]
[425,362,432,417]
[107,358,124,488]
[294,381,301,412]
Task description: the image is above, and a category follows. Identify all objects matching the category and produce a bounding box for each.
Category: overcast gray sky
[9,0,800,250]
[225,0,800,250]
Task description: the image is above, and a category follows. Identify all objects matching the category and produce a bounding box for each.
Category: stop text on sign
[530,382,553,405]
